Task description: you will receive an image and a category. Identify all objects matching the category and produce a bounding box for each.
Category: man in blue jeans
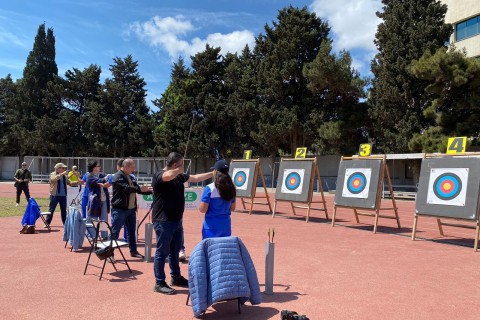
[111,159,151,260]
[151,152,212,295]
[46,163,71,226]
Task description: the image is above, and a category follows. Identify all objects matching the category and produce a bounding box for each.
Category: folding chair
[39,212,52,232]
[84,220,133,280]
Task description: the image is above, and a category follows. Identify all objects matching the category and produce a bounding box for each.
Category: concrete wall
[1,156,417,192]
[0,157,19,180]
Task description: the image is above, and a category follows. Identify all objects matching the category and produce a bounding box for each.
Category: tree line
[1,2,479,159]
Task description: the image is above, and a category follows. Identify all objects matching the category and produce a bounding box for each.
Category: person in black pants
[14,162,32,206]
[110,159,151,260]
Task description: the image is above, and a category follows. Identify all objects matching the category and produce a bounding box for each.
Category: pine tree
[303,41,368,155]
[223,45,260,157]
[253,6,330,156]
[58,65,103,155]
[21,23,58,121]
[409,48,480,152]
[98,55,153,157]
[153,57,193,156]
[368,0,452,153]
[0,75,21,155]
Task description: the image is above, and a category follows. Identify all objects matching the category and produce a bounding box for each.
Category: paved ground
[1,183,480,319]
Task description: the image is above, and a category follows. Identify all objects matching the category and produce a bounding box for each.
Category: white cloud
[128,15,255,59]
[310,0,381,52]
[0,27,28,48]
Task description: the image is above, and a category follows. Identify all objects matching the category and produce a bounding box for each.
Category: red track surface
[1,183,479,319]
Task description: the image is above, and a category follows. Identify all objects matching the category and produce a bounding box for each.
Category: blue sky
[0,0,382,110]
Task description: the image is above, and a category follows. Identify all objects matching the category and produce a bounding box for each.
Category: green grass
[0,197,50,217]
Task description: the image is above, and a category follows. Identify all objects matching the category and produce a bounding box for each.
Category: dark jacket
[111,170,150,209]
[86,173,109,217]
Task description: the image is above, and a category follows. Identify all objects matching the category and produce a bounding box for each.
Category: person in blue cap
[199,159,236,239]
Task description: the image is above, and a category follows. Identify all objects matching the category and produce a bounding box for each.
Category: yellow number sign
[295,147,307,159]
[446,137,466,154]
[243,150,252,160]
[359,143,372,157]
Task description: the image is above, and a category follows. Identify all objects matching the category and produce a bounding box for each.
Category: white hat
[54,163,67,170]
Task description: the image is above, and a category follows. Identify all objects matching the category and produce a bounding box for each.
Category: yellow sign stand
[446,136,466,154]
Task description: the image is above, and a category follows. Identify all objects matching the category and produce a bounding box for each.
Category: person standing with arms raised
[46,163,71,226]
[152,152,212,295]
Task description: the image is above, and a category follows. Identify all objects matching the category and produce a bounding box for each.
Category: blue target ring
[433,173,462,200]
[285,172,301,191]
[347,172,367,194]
[234,171,247,188]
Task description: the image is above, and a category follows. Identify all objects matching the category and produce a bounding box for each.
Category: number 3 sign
[359,143,372,157]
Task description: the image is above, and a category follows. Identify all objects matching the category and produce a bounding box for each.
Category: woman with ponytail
[199,159,236,239]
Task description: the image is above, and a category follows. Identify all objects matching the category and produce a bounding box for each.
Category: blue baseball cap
[210,159,229,173]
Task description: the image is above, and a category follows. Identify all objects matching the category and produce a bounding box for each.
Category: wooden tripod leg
[475,220,480,252]
[353,208,360,223]
[241,198,246,210]
[248,198,254,215]
[373,210,380,234]
[290,202,296,215]
[306,203,311,223]
[272,200,277,218]
[394,207,401,229]
[436,218,444,236]
[332,206,337,227]
[411,215,418,240]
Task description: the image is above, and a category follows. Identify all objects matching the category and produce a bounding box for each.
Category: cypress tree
[368,0,452,153]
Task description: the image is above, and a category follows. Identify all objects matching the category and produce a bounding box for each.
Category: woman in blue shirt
[199,159,236,239]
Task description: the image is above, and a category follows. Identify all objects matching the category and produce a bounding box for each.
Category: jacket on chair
[188,236,261,317]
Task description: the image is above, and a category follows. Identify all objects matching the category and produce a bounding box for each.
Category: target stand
[272,158,328,223]
[229,159,272,215]
[412,153,480,251]
[332,155,400,233]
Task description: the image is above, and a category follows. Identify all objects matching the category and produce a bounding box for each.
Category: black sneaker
[169,275,188,287]
[154,281,175,295]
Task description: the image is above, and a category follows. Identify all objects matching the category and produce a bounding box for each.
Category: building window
[456,16,480,41]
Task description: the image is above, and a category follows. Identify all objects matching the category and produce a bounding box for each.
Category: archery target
[281,169,305,195]
[342,168,372,199]
[426,168,468,206]
[232,168,250,191]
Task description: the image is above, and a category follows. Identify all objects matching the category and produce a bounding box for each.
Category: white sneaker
[15,203,19,207]
[179,249,186,261]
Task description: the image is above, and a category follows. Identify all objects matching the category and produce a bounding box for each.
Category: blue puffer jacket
[21,198,41,226]
[188,236,262,317]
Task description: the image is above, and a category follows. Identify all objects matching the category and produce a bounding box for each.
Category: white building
[441,0,480,58]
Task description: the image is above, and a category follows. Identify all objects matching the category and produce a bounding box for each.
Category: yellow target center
[443,182,452,191]
[353,179,360,187]
[290,178,296,184]
[238,176,243,182]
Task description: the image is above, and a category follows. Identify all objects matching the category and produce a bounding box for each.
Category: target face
[232,168,250,190]
[342,168,371,199]
[281,169,305,194]
[427,168,468,206]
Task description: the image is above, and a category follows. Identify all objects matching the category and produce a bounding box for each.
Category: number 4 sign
[446,137,466,154]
